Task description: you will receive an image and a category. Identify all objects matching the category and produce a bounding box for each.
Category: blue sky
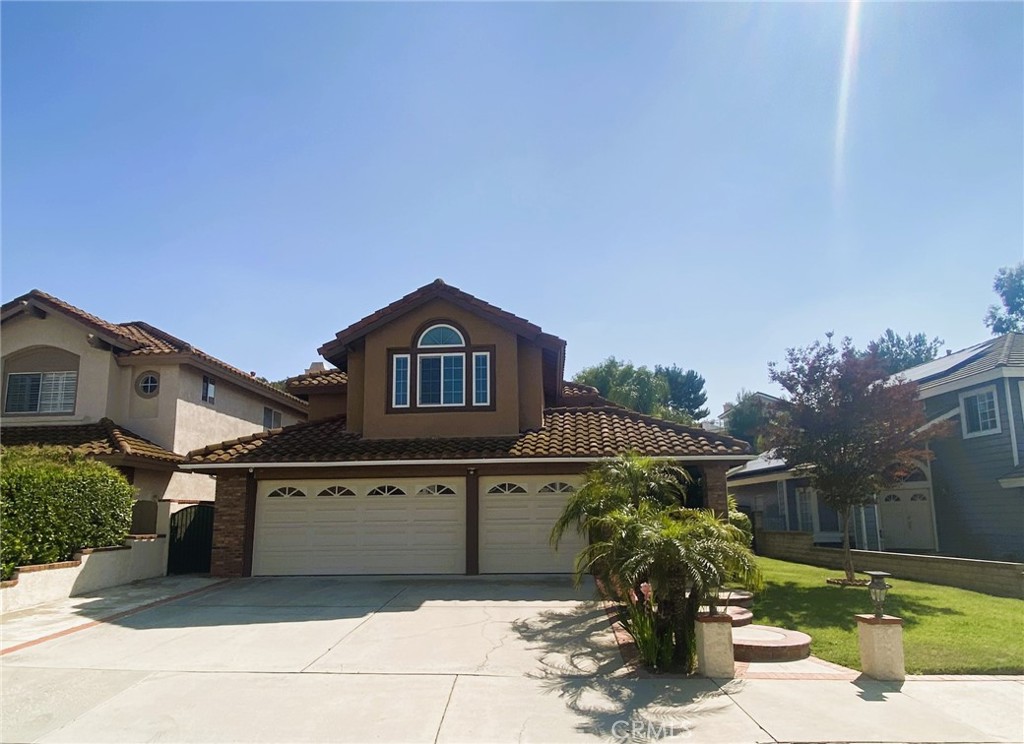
[3,2,1022,416]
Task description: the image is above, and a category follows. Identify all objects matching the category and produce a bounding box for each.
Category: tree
[573,358,709,423]
[725,390,774,451]
[984,262,1024,334]
[654,365,710,420]
[767,335,938,581]
[574,357,667,415]
[864,329,944,376]
[551,453,760,672]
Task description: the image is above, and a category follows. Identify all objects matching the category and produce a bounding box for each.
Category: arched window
[487,482,527,494]
[389,320,492,411]
[910,493,928,502]
[418,324,465,347]
[883,493,901,502]
[317,486,355,497]
[267,486,306,498]
[417,484,456,495]
[539,482,575,493]
[367,484,407,496]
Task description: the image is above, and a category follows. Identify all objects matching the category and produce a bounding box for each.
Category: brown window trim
[386,344,497,414]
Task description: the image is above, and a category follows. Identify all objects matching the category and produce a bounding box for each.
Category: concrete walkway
[1,576,1021,743]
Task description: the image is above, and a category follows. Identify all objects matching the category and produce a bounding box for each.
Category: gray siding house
[729,334,1024,562]
[906,334,1024,561]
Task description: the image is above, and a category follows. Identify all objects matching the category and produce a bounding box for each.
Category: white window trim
[417,353,465,407]
[472,351,490,407]
[959,384,1001,439]
[392,353,410,408]
[4,370,78,414]
[417,324,465,348]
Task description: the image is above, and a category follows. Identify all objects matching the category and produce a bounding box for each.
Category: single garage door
[253,478,465,575]
[479,476,588,573]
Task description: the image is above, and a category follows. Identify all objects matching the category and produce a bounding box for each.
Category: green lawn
[751,557,1024,674]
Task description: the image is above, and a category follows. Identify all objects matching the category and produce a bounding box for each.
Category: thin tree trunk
[840,504,855,581]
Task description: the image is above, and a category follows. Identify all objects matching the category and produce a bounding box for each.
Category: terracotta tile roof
[1,289,142,348]
[186,406,752,465]
[319,279,566,363]
[2,290,305,410]
[1,419,183,464]
[285,368,348,393]
[560,381,622,407]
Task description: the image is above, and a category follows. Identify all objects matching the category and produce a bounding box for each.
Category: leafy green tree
[984,262,1024,334]
[767,335,939,581]
[574,357,668,415]
[725,390,774,451]
[655,365,710,420]
[573,358,709,423]
[864,330,944,376]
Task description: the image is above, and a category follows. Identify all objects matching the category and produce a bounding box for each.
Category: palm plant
[552,453,762,673]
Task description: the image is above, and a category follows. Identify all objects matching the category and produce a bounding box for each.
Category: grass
[751,557,1024,674]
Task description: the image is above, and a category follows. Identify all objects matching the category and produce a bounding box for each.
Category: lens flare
[834,0,862,195]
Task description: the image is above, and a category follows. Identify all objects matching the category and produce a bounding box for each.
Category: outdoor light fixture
[865,571,892,618]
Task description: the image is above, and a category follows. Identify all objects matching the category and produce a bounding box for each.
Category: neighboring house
[184,279,754,577]
[729,334,1024,562]
[1,290,308,532]
[704,392,784,434]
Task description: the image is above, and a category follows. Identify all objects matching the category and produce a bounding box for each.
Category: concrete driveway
[2,576,1021,744]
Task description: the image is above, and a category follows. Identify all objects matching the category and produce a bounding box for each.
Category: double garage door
[253,476,586,576]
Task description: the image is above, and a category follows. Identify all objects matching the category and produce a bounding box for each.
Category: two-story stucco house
[729,334,1024,562]
[1,290,308,532]
[183,280,754,578]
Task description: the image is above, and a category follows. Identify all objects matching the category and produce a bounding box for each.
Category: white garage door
[253,478,465,575]
[479,476,588,574]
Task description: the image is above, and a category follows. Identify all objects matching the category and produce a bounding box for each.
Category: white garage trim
[182,454,754,470]
[253,478,466,576]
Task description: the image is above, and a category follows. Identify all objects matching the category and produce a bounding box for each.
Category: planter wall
[0,536,168,613]
[755,530,1024,599]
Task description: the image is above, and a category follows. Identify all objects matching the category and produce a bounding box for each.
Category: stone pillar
[696,614,735,678]
[856,614,905,681]
[210,473,250,578]
[702,463,730,516]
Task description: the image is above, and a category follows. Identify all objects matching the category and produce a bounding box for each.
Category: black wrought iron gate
[167,504,214,574]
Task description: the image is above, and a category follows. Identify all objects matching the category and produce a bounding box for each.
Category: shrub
[1,446,134,579]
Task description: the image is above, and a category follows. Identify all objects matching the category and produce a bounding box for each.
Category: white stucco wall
[1,312,123,425]
[0,538,168,614]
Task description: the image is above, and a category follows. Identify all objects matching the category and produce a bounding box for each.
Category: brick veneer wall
[703,463,730,515]
[210,474,249,577]
[756,530,1024,599]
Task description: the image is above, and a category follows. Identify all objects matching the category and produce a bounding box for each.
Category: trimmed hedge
[1,446,134,580]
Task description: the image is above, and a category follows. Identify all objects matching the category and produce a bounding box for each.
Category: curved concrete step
[698,606,753,627]
[716,589,754,609]
[732,624,811,662]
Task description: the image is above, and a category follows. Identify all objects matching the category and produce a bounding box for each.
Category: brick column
[702,463,729,516]
[210,473,251,578]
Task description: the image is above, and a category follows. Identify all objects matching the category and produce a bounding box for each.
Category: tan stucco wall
[346,346,365,434]
[307,392,346,422]
[1,313,124,424]
[173,367,304,454]
[517,339,544,431]
[359,298,523,439]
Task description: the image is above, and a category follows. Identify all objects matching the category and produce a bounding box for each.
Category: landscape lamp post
[865,571,892,618]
